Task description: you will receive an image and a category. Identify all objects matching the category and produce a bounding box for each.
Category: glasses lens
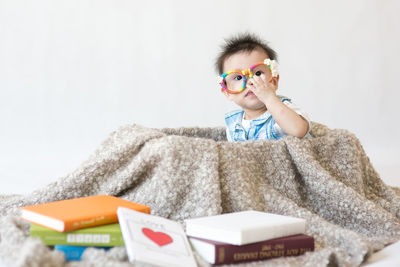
[224,72,245,92]
[251,64,271,79]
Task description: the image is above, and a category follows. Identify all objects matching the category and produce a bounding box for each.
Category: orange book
[20,195,150,232]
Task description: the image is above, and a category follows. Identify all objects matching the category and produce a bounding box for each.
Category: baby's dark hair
[215,32,278,74]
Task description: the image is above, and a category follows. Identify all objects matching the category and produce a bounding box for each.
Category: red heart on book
[142,227,173,246]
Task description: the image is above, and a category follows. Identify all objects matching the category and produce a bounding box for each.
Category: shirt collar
[225,109,244,129]
[225,109,272,129]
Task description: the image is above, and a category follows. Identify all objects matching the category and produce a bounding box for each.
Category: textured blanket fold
[1,122,399,267]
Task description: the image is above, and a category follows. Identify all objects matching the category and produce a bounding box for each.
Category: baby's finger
[258,74,274,87]
[260,75,271,85]
[260,74,268,84]
[251,76,263,86]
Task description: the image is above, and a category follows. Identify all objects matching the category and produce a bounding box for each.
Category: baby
[215,33,311,142]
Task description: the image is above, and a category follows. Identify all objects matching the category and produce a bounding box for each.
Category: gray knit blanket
[1,122,399,267]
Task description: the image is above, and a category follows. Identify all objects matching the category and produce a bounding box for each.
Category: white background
[0,0,399,194]
[0,1,399,266]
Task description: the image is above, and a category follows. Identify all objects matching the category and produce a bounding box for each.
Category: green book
[30,223,124,247]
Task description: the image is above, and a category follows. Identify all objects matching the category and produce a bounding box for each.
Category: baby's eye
[255,71,263,76]
[234,75,243,81]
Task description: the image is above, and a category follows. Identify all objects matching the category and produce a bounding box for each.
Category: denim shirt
[225,96,310,142]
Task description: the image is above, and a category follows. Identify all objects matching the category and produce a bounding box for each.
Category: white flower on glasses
[264,58,279,77]
[217,76,224,84]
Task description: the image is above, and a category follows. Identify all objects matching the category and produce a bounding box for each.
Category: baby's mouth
[245,90,255,97]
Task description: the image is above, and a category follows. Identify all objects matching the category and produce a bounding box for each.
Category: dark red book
[188,234,314,265]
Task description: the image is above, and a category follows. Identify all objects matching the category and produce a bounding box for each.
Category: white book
[117,207,197,267]
[185,210,306,245]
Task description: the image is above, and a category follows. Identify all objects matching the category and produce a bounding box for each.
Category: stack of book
[19,195,150,261]
[185,210,314,265]
[20,197,315,266]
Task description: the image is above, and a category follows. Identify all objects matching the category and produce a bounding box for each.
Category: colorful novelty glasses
[218,58,279,94]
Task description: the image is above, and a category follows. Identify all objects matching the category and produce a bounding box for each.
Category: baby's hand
[246,75,277,104]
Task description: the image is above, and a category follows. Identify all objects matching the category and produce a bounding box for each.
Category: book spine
[55,245,110,261]
[55,245,88,261]
[31,231,124,246]
[213,236,314,265]
[65,214,117,231]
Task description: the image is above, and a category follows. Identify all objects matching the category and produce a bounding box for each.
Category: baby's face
[222,49,272,111]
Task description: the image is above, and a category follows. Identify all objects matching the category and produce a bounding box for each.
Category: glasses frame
[219,61,274,94]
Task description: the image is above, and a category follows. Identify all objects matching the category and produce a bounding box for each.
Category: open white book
[185,210,306,245]
[117,207,197,267]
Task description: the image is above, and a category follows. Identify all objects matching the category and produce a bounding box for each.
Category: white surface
[363,241,400,267]
[20,210,65,232]
[188,238,217,264]
[186,211,305,245]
